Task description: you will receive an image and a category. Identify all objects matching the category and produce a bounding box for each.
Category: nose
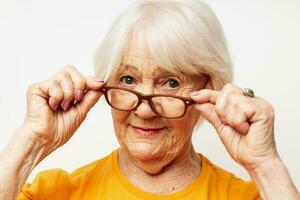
[133,84,159,119]
[134,99,158,119]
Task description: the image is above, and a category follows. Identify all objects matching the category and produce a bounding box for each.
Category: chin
[123,142,173,175]
[126,142,161,162]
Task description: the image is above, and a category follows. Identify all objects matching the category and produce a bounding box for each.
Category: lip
[131,125,164,136]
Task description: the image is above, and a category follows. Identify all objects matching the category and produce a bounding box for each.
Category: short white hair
[94,0,233,90]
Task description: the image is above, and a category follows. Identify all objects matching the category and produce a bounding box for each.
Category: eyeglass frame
[100,86,196,119]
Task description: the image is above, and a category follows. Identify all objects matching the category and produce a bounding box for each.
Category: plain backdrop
[0,0,299,189]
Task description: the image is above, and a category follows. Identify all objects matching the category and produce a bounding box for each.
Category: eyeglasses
[100,86,195,119]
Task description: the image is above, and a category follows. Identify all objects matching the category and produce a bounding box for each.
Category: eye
[120,75,135,85]
[166,78,180,88]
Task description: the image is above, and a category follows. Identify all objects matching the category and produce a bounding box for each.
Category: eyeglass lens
[106,89,186,118]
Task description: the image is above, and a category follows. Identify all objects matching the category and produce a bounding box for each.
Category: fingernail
[62,101,70,111]
[75,90,83,101]
[53,103,59,111]
[94,78,105,83]
[220,117,228,125]
[191,91,199,96]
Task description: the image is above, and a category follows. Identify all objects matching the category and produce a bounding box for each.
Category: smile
[130,125,165,136]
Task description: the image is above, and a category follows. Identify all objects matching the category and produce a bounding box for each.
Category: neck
[118,144,201,194]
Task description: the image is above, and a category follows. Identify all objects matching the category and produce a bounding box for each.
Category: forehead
[123,36,153,63]
[108,35,205,87]
[108,43,207,88]
[117,37,177,75]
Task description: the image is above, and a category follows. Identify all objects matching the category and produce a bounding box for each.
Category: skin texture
[0,37,299,199]
[107,38,207,193]
[0,66,106,199]
[23,66,105,151]
[109,45,203,174]
[191,86,277,171]
[190,86,300,199]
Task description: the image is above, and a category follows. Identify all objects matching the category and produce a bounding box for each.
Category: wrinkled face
[107,38,206,173]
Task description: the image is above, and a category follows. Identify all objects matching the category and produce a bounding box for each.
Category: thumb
[76,89,102,113]
[75,78,106,114]
[193,103,223,133]
[194,103,240,151]
[76,79,105,112]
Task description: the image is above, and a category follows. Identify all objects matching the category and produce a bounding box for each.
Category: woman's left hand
[191,83,279,172]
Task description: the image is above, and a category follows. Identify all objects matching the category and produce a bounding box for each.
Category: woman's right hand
[23,65,105,151]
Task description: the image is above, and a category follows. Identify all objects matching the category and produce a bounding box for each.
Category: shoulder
[18,151,115,199]
[201,154,260,200]
[39,151,113,184]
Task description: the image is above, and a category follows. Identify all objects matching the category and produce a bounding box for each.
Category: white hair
[94,0,233,90]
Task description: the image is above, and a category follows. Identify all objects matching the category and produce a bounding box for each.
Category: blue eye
[167,79,179,88]
[120,75,135,85]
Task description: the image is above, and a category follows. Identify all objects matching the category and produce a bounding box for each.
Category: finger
[214,84,242,118]
[59,74,75,111]
[192,85,252,135]
[225,103,250,135]
[85,76,105,91]
[193,102,238,149]
[75,81,106,113]
[39,80,64,111]
[191,89,219,104]
[193,103,222,132]
[64,66,86,101]
[216,84,254,134]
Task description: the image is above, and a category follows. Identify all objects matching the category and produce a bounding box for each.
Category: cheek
[163,108,199,154]
[111,109,130,141]
[168,107,199,136]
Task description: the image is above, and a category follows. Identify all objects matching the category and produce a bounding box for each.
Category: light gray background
[0,0,299,188]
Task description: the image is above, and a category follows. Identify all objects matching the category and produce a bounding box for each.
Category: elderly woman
[0,1,299,200]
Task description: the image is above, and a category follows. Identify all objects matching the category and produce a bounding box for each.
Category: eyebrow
[119,63,140,72]
[118,63,177,77]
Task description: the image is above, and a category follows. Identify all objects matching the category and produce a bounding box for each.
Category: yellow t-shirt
[17,150,260,200]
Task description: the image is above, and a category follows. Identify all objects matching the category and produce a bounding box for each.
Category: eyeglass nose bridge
[132,93,159,115]
[133,93,192,118]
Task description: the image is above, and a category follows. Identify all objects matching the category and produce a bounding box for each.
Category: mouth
[130,125,165,136]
